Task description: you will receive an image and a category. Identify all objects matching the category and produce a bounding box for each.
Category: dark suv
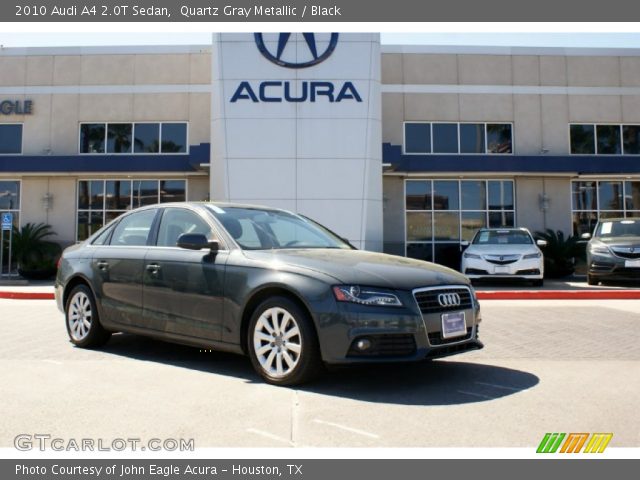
[585,218,640,285]
[56,202,483,385]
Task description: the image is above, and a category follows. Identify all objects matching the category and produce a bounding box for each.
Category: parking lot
[1,297,639,448]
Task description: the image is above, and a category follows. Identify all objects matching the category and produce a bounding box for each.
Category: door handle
[146,264,161,274]
[96,261,109,271]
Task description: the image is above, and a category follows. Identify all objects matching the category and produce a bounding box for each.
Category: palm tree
[11,223,61,279]
[534,229,583,278]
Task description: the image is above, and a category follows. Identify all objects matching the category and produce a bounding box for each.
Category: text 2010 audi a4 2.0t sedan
[55,203,483,385]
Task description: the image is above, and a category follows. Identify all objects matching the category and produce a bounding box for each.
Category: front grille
[414,287,473,315]
[611,248,640,259]
[347,334,416,357]
[428,327,473,346]
[483,254,520,265]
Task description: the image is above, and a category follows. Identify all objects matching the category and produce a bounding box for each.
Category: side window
[156,208,213,247]
[110,209,157,246]
[91,225,114,245]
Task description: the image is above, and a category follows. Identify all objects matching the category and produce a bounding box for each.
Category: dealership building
[1,33,640,270]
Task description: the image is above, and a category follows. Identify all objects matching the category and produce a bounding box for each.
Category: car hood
[465,244,538,256]
[242,249,470,290]
[594,236,640,247]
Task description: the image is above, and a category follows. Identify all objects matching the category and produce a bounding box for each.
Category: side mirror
[580,232,592,240]
[177,233,219,252]
[536,239,548,247]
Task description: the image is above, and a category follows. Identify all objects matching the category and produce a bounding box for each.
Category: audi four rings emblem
[437,293,461,307]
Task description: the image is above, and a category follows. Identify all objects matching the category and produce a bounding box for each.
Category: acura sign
[230,33,362,103]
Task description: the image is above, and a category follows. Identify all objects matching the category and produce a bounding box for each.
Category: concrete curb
[2,290,640,301]
[476,290,640,300]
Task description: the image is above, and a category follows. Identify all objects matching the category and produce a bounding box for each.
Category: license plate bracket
[441,311,466,339]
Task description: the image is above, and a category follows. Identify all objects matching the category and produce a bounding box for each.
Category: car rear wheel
[65,285,111,348]
[248,297,322,386]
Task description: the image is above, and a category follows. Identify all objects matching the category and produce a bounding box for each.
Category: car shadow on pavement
[100,333,539,406]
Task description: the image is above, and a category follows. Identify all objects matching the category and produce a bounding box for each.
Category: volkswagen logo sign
[437,293,461,307]
[254,33,339,69]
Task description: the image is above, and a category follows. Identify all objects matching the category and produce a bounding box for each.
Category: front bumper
[588,253,640,281]
[318,285,483,364]
[462,256,543,280]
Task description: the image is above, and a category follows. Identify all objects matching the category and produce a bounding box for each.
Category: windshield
[472,229,533,245]
[595,219,640,238]
[205,206,352,250]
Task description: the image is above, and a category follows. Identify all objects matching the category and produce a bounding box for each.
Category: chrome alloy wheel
[67,291,93,342]
[252,307,302,378]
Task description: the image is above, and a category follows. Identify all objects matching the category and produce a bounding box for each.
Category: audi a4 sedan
[461,228,546,286]
[585,218,640,285]
[55,202,483,385]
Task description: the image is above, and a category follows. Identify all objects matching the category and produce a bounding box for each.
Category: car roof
[477,227,531,232]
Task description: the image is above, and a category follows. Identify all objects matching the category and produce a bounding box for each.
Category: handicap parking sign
[1,212,12,231]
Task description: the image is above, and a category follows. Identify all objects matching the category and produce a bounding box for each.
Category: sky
[1,32,640,48]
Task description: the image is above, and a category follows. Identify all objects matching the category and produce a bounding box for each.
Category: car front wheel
[65,285,111,348]
[248,297,322,386]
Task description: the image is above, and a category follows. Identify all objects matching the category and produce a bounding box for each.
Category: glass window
[134,123,160,153]
[404,123,430,154]
[486,124,512,154]
[461,212,486,241]
[157,208,212,247]
[405,181,431,210]
[572,181,597,211]
[461,181,486,210]
[596,125,621,154]
[598,181,623,210]
[110,209,157,246]
[488,211,514,228]
[0,181,20,210]
[625,181,640,211]
[133,180,159,208]
[105,181,131,210]
[91,225,114,246]
[432,123,458,154]
[0,124,23,154]
[572,211,598,237]
[488,181,514,210]
[80,124,106,153]
[570,124,595,154]
[107,123,132,153]
[433,212,460,241]
[460,124,485,154]
[406,243,432,262]
[433,181,459,210]
[623,125,640,155]
[89,181,104,209]
[406,212,432,241]
[160,180,186,203]
[161,123,187,153]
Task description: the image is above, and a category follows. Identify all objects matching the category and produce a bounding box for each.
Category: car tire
[65,284,111,348]
[587,274,597,286]
[247,296,322,386]
[532,279,544,287]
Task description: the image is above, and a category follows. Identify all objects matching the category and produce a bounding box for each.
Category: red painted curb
[0,292,55,300]
[476,290,640,300]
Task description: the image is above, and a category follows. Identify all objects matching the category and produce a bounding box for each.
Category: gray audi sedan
[55,202,483,385]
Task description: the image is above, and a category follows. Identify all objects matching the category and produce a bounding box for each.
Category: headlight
[523,252,542,259]
[590,244,612,255]
[463,252,481,259]
[332,285,403,307]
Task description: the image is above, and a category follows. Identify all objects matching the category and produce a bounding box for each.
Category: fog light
[356,339,372,351]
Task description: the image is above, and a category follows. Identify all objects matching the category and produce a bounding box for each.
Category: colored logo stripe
[584,433,613,453]
[537,433,613,453]
[537,433,565,453]
[560,433,589,453]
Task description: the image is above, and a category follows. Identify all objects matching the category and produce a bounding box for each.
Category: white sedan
[461,228,546,286]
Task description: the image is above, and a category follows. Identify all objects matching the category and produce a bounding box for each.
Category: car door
[142,207,228,341]
[91,208,159,328]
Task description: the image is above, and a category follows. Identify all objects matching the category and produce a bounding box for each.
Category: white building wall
[211,33,383,251]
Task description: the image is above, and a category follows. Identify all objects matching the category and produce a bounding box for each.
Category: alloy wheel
[252,307,302,378]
